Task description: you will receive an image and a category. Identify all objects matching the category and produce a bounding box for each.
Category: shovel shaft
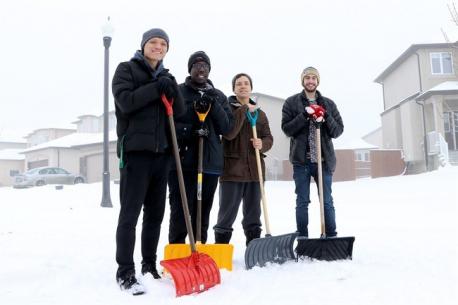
[252,126,271,235]
[196,136,204,243]
[316,127,326,237]
[168,115,197,252]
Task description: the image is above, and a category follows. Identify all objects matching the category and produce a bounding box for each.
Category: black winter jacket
[174,77,233,174]
[281,90,343,172]
[112,52,185,157]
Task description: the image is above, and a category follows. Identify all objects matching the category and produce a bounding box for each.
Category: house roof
[333,136,377,150]
[416,81,458,101]
[374,42,458,84]
[21,131,117,153]
[0,149,25,160]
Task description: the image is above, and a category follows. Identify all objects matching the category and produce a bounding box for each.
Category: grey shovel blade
[245,232,298,270]
[296,236,355,261]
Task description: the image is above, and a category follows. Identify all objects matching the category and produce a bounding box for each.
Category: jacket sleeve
[258,111,273,154]
[323,99,344,138]
[210,91,234,136]
[281,98,308,137]
[223,104,248,140]
[112,62,161,115]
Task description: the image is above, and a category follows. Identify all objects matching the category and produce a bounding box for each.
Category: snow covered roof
[22,131,117,153]
[416,81,458,101]
[0,149,25,160]
[333,136,377,150]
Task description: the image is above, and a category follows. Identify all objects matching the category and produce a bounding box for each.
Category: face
[190,60,210,85]
[303,74,318,93]
[233,76,252,100]
[143,37,168,66]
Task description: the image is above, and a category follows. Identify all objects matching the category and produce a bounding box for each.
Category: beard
[304,84,317,93]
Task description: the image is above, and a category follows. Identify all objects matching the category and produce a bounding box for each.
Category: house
[374,42,458,173]
[0,134,27,186]
[21,112,119,183]
[251,92,290,180]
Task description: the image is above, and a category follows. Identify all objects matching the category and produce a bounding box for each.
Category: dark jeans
[115,152,170,278]
[214,181,262,235]
[168,171,219,244]
[293,161,337,238]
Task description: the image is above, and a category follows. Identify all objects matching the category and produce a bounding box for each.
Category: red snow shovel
[244,109,297,269]
[295,124,355,261]
[159,95,220,296]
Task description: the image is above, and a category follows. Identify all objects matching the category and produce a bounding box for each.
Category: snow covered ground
[1,166,457,305]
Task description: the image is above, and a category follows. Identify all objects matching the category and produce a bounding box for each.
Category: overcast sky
[0,0,455,141]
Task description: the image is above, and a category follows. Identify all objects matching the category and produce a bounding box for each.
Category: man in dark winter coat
[281,66,343,244]
[213,73,273,246]
[168,51,233,244]
[112,28,184,295]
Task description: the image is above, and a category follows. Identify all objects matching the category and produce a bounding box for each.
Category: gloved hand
[193,127,209,138]
[202,88,219,105]
[157,77,177,99]
[194,98,211,113]
[305,104,326,123]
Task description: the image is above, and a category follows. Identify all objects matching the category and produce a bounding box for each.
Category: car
[13,167,85,188]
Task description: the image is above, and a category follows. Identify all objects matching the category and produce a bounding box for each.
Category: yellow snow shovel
[164,96,233,271]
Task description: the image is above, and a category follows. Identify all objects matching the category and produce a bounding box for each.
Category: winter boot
[215,231,232,244]
[245,229,261,246]
[141,263,161,279]
[116,271,145,295]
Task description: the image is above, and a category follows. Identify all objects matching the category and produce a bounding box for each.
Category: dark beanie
[188,51,211,73]
[141,28,169,51]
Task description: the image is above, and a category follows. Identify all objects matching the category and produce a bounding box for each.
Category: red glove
[305,104,325,123]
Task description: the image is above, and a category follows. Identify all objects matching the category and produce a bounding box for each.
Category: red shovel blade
[160,252,221,297]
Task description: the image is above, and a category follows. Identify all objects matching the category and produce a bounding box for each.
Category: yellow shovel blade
[196,243,234,271]
[163,243,234,271]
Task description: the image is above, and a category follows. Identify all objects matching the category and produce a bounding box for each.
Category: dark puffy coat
[174,77,233,174]
[112,52,185,156]
[220,96,273,182]
[281,90,343,172]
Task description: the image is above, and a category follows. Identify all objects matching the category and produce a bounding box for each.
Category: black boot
[116,270,145,295]
[141,263,161,279]
[215,231,232,244]
[245,229,261,246]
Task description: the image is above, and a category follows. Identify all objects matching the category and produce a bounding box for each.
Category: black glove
[193,127,209,138]
[202,88,219,105]
[157,77,177,99]
[194,98,211,113]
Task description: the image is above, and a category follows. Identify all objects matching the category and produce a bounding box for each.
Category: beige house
[252,92,290,180]
[21,112,119,183]
[374,42,458,172]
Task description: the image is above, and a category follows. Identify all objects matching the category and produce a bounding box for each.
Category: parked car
[13,167,85,188]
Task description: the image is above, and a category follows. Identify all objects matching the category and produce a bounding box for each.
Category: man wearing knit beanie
[187,50,211,73]
[281,65,345,256]
[141,28,170,52]
[167,51,233,246]
[111,26,184,295]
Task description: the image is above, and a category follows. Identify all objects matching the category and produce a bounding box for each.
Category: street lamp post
[101,17,114,208]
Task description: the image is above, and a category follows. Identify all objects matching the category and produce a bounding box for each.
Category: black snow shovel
[295,124,355,261]
[244,109,297,269]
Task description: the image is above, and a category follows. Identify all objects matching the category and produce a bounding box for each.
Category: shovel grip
[161,94,174,116]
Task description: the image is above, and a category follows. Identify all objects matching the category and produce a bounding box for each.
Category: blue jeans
[293,161,337,238]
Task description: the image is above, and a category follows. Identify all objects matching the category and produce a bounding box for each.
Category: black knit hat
[188,51,211,73]
[141,28,169,51]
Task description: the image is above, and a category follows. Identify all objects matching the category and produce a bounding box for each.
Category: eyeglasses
[192,62,210,71]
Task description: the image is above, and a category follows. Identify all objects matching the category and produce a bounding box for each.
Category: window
[9,170,19,177]
[430,52,453,75]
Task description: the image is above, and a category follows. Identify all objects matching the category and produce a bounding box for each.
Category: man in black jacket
[168,51,233,244]
[281,67,343,243]
[112,28,184,295]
